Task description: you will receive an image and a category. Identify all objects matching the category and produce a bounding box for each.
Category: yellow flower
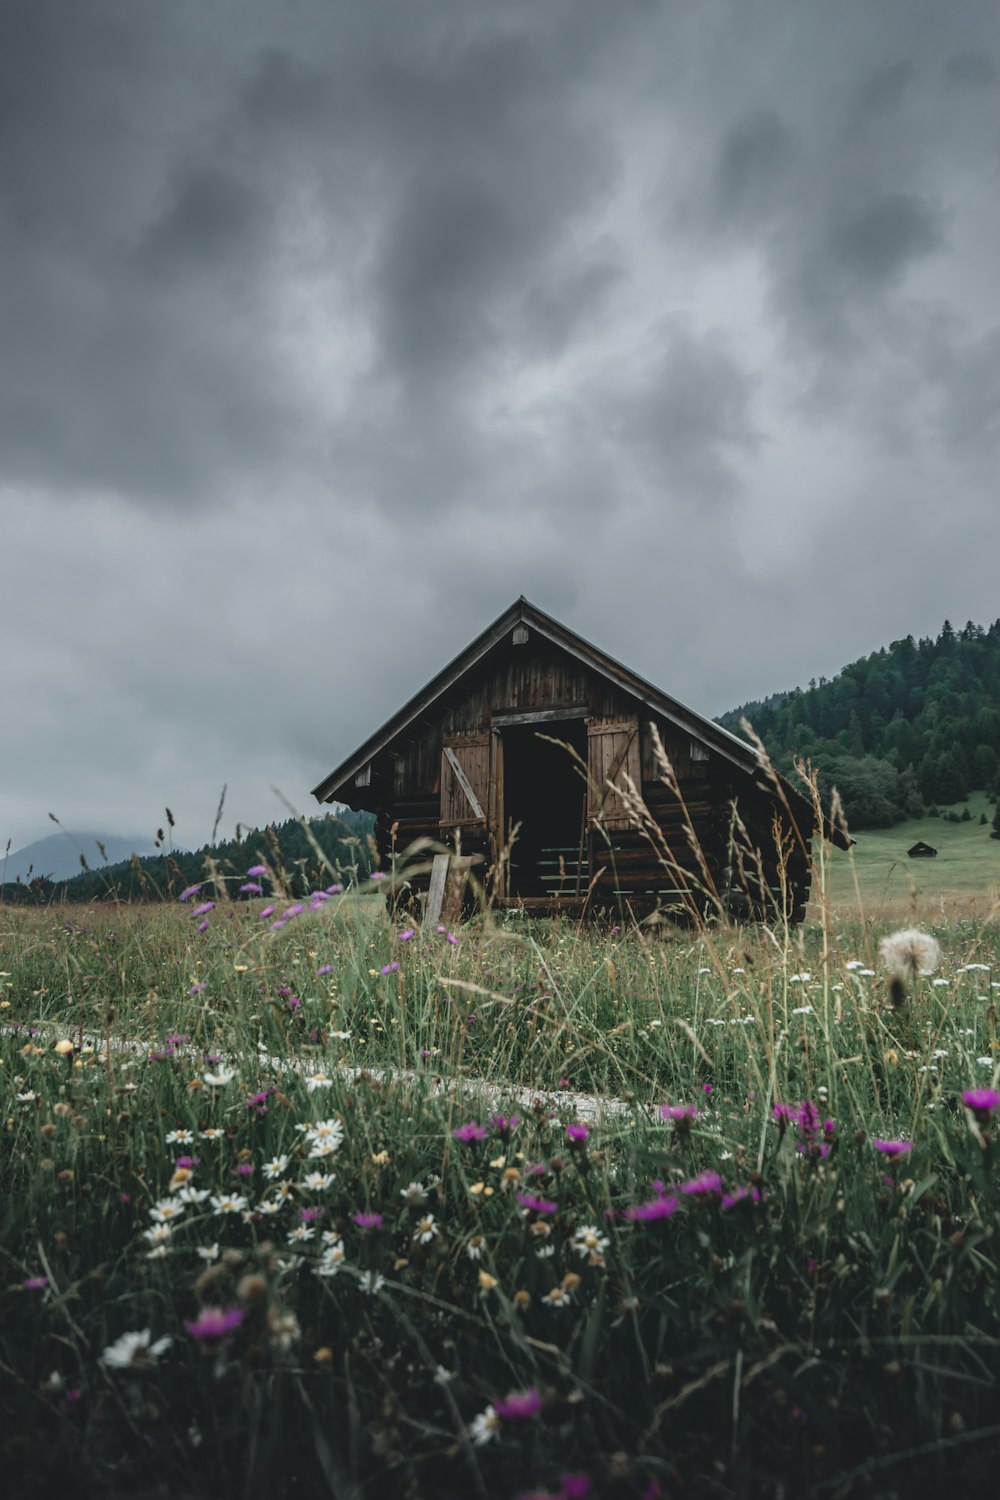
[53,1039,74,1056]
[372,1151,390,1165]
[885,1049,898,1066]
[313,1346,333,1364]
[488,1155,506,1169]
[233,964,249,974]
[469,1182,485,1196]
[478,1271,498,1291]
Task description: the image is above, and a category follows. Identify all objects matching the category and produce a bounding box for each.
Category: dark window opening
[503,721,588,897]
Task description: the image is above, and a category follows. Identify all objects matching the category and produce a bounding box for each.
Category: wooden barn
[312,599,847,922]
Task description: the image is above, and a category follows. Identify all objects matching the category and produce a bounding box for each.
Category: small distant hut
[907,841,938,858]
[312,598,849,923]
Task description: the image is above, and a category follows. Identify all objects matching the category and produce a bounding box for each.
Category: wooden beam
[443,747,485,819]
[492,705,589,727]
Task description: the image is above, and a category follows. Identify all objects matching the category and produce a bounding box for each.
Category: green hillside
[818,790,1000,909]
[720,619,1000,829]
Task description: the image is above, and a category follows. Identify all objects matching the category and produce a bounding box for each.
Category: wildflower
[288,1224,314,1244]
[400,1181,428,1206]
[257,1199,283,1216]
[150,1199,186,1224]
[196,1244,220,1262]
[22,1276,48,1290]
[469,1404,501,1446]
[680,1170,722,1197]
[489,1113,520,1139]
[566,1123,589,1144]
[624,1195,679,1223]
[479,1271,498,1291]
[452,1121,488,1144]
[192,902,215,919]
[398,928,415,941]
[873,1140,912,1158]
[380,962,399,975]
[142,1225,174,1249]
[659,1104,698,1125]
[357,1271,385,1295]
[305,1073,332,1092]
[263,1156,290,1180]
[240,881,263,895]
[352,1211,383,1230]
[466,1236,485,1260]
[259,905,276,919]
[878,931,940,978]
[572,1225,610,1259]
[101,1330,172,1369]
[179,884,202,902]
[211,1193,249,1215]
[962,1087,1000,1117]
[306,1119,344,1147]
[165,1128,195,1145]
[316,964,334,976]
[412,1215,439,1245]
[494,1387,542,1420]
[203,1068,235,1087]
[301,1172,335,1192]
[372,1150,390,1165]
[545,1285,572,1307]
[184,1306,245,1341]
[517,1192,558,1214]
[53,1039,74,1056]
[247,864,268,877]
[199,1127,225,1141]
[268,1310,301,1352]
[721,1184,763,1210]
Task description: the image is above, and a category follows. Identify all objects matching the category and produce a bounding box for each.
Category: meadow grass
[2,875,1000,1499]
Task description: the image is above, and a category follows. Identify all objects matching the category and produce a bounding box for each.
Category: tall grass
[2,844,1000,1496]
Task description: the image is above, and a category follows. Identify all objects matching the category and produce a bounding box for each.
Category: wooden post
[425,854,450,926]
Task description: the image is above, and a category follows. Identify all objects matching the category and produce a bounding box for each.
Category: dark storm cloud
[4,0,1000,852]
[609,326,759,502]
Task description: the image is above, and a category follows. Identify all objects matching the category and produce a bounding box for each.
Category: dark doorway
[503,719,588,898]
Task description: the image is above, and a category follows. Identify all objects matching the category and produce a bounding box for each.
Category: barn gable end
[312,599,846,920]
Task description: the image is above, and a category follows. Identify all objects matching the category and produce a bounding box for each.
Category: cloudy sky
[3,0,999,855]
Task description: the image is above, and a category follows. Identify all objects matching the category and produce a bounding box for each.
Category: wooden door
[440,733,491,834]
[587,716,640,831]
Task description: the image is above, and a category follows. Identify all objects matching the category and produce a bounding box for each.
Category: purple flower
[175,1155,199,1170]
[381,962,399,974]
[196,920,210,933]
[178,884,202,902]
[247,864,268,877]
[240,882,263,895]
[659,1104,698,1123]
[566,1123,589,1144]
[771,1102,796,1124]
[679,1170,722,1197]
[259,905,275,919]
[269,920,287,932]
[873,1139,912,1158]
[283,904,305,920]
[560,1478,591,1500]
[703,1083,713,1095]
[371,871,386,881]
[187,982,207,996]
[316,964,334,976]
[452,1121,488,1144]
[489,1113,520,1139]
[624,1195,679,1222]
[22,1276,48,1290]
[192,902,214,918]
[494,1387,543,1420]
[299,1206,324,1223]
[234,1163,254,1178]
[962,1087,1000,1116]
[397,928,415,941]
[185,1306,245,1340]
[353,1211,383,1230]
[516,1192,558,1214]
[326,884,343,895]
[720,1185,763,1210]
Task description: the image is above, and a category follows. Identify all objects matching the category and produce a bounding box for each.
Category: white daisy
[142,1224,174,1248]
[100,1328,173,1370]
[210,1193,248,1215]
[572,1225,610,1260]
[257,1199,283,1216]
[287,1224,314,1244]
[203,1069,235,1087]
[196,1243,220,1263]
[199,1128,225,1141]
[149,1199,186,1224]
[305,1074,332,1093]
[412,1214,439,1245]
[300,1172,335,1192]
[357,1270,385,1296]
[164,1128,195,1144]
[262,1155,290,1180]
[469,1405,500,1446]
[176,1186,211,1205]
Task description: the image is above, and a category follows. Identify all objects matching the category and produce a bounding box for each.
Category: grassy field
[2,862,1000,1498]
[817,791,1000,920]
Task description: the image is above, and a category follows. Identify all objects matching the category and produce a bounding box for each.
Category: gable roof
[312,597,766,805]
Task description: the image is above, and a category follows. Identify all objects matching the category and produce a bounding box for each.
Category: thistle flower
[352,1211,383,1229]
[516,1192,558,1215]
[184,1306,245,1341]
[494,1387,542,1420]
[624,1194,678,1223]
[452,1121,488,1144]
[873,1139,912,1158]
[961,1087,1000,1120]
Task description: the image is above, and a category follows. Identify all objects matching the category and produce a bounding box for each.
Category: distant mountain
[1,832,159,886]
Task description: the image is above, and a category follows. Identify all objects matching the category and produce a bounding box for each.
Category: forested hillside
[720,619,1000,829]
[0,810,375,905]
